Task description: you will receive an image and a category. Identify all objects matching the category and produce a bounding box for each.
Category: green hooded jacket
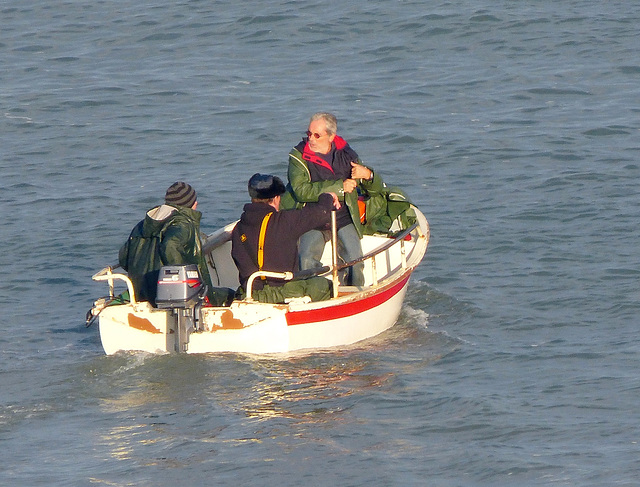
[118,204,225,306]
[359,186,417,236]
[281,147,416,237]
[281,146,386,238]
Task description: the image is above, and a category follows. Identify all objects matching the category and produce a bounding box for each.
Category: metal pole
[331,210,339,297]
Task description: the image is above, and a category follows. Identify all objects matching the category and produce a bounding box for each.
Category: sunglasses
[306,130,327,139]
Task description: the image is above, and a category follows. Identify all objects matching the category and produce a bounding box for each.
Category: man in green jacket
[282,112,386,286]
[119,182,233,306]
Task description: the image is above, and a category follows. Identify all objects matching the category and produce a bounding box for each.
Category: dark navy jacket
[231,193,335,290]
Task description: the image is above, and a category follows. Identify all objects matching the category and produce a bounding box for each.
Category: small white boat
[90,206,429,355]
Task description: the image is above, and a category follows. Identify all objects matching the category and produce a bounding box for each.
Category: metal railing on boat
[92,265,138,303]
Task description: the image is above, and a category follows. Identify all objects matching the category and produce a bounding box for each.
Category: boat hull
[97,270,412,355]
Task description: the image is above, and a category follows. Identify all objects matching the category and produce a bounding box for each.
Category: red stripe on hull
[285,272,412,326]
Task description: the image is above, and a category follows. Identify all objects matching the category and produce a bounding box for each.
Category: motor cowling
[155,264,207,309]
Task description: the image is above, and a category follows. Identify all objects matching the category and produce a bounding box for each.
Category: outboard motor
[156,265,207,352]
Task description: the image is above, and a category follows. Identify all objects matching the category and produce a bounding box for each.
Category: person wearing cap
[119,182,234,307]
[231,173,341,303]
[281,112,386,286]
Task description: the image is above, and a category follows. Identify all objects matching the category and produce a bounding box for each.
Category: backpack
[118,219,170,305]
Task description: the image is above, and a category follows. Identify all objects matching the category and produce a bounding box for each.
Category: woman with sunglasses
[282,112,386,287]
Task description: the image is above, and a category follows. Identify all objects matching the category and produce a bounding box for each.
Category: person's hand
[343,178,358,193]
[329,192,342,210]
[350,161,372,180]
[320,192,342,210]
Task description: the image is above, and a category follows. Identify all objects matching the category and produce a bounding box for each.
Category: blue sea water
[1,1,639,485]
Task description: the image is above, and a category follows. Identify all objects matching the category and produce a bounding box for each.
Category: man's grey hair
[310,112,337,136]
